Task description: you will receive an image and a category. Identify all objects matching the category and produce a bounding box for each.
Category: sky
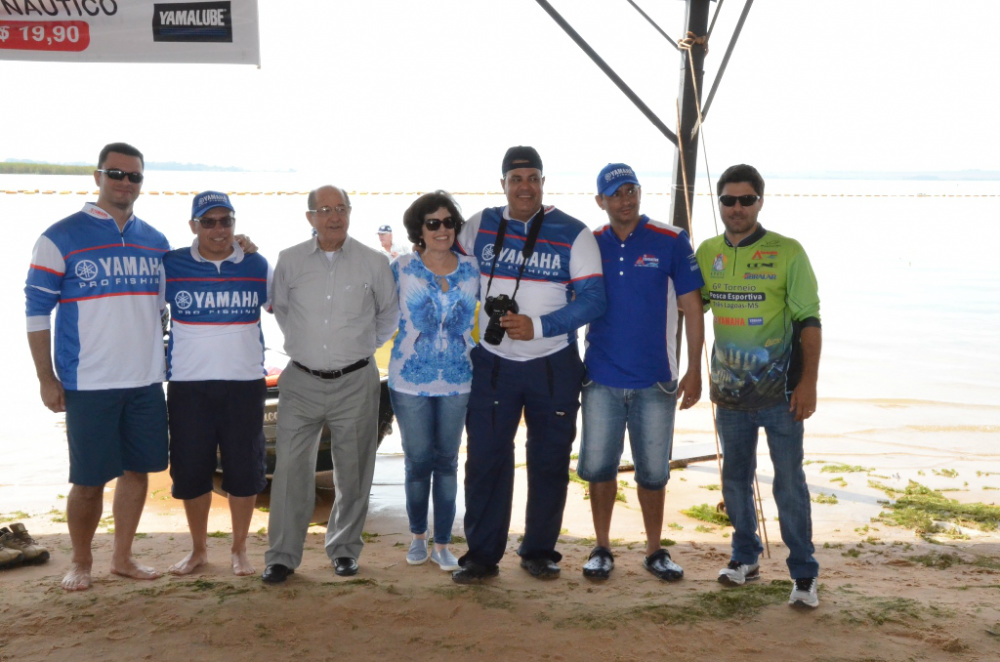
[2,0,997,188]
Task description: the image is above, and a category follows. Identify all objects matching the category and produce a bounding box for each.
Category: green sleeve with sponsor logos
[695,231,820,410]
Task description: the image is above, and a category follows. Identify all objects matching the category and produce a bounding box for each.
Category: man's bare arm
[789,326,821,421]
[28,330,65,412]
[676,290,704,410]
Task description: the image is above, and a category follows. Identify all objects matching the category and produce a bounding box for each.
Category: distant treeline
[0,162,92,175]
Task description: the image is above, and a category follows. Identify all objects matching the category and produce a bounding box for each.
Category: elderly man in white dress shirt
[262,185,398,583]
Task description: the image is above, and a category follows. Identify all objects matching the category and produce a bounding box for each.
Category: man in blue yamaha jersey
[26,142,169,591]
[451,146,606,584]
[163,191,272,577]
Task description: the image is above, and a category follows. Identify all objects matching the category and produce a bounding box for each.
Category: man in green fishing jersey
[695,164,822,609]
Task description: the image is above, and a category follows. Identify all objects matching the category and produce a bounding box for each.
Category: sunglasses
[98,169,144,184]
[424,217,456,231]
[193,215,235,229]
[719,194,760,207]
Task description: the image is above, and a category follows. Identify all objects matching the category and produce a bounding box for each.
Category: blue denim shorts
[578,379,678,490]
[64,383,169,486]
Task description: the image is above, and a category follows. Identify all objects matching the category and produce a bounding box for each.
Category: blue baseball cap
[378,225,393,234]
[191,190,235,218]
[596,163,640,197]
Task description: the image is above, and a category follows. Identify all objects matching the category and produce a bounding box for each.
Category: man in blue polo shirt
[578,163,704,581]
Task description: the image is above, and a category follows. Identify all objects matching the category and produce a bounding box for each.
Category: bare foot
[110,557,162,581]
[168,551,209,576]
[232,550,255,576]
[62,563,92,591]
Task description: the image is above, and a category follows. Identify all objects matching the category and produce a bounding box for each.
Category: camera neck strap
[484,206,547,301]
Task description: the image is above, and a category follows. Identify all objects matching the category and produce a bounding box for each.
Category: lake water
[2,171,998,513]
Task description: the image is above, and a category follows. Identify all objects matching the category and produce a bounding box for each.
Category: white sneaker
[430,547,460,571]
[789,577,819,608]
[718,560,760,586]
[406,538,429,565]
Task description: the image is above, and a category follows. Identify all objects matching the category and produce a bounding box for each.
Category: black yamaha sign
[152,2,232,42]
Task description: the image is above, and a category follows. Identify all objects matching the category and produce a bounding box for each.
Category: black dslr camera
[483,294,519,345]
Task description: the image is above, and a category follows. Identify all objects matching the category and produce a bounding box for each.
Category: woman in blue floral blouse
[388,191,479,572]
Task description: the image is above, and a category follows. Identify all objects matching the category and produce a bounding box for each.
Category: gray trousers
[265,359,379,568]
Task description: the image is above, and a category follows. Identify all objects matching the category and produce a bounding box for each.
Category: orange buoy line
[0,189,996,198]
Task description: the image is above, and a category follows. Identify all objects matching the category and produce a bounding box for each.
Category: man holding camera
[452,146,606,583]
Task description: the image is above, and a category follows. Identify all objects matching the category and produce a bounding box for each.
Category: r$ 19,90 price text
[0,21,90,52]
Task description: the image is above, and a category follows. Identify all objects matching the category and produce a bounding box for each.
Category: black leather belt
[293,358,369,380]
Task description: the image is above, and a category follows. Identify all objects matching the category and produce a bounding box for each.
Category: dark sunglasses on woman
[424,218,456,230]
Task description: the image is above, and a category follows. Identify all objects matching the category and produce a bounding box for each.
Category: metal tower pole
[669,0,711,233]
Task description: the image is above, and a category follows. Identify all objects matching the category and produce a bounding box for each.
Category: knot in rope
[678,31,708,53]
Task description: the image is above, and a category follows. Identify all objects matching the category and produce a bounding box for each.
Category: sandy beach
[3,397,1000,662]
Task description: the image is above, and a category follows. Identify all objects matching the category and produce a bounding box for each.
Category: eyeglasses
[424,217,456,231]
[98,169,144,184]
[193,215,235,229]
[308,205,350,217]
[719,194,760,207]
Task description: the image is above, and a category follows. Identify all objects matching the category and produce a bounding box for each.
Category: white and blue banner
[0,0,259,64]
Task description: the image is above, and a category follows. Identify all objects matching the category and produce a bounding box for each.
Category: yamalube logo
[153,1,233,42]
[75,260,99,282]
[174,291,194,310]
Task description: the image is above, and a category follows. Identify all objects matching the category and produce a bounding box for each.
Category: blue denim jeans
[389,389,469,544]
[716,402,819,579]
[579,379,678,489]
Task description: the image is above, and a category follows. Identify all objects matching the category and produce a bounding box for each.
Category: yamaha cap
[191,190,235,218]
[597,163,640,197]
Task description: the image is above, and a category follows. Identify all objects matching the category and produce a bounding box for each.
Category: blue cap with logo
[596,163,640,197]
[191,190,235,219]
[377,225,393,234]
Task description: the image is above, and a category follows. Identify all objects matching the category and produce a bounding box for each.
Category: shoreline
[8,394,999,519]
